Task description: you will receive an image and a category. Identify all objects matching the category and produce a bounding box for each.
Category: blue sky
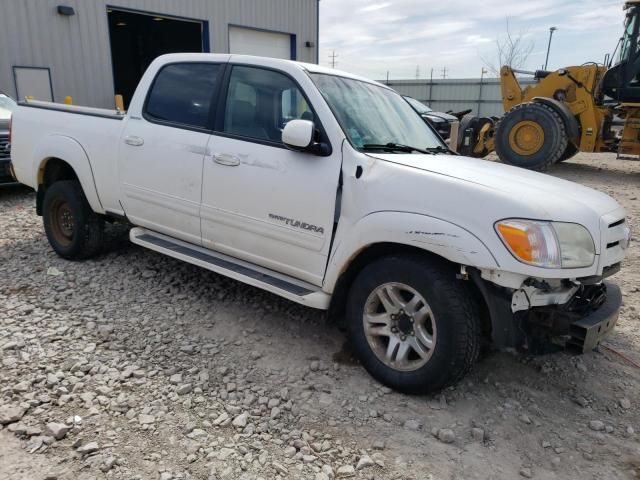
[318,0,625,80]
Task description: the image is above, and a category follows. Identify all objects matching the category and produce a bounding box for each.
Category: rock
[77,442,99,454]
[310,360,320,372]
[176,384,192,395]
[217,448,235,460]
[232,412,248,428]
[139,414,155,425]
[170,373,183,385]
[519,467,532,478]
[471,428,485,442]
[620,397,632,409]
[337,465,356,477]
[213,412,229,425]
[315,473,330,480]
[0,405,25,425]
[404,419,421,431]
[437,428,455,444]
[589,420,605,432]
[45,422,71,440]
[272,462,288,475]
[373,440,386,450]
[356,455,375,470]
[47,266,63,276]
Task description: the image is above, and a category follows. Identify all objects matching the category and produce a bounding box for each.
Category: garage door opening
[107,8,207,108]
[229,26,295,61]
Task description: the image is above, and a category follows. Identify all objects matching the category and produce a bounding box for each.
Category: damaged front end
[470,269,622,354]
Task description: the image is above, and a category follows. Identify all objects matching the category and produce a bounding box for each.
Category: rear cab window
[144,63,222,130]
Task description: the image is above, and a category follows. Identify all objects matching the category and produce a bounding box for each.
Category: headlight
[495,219,595,268]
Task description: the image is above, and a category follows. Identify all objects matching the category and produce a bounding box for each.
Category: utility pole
[415,65,421,79]
[428,68,434,106]
[477,68,488,116]
[329,50,338,68]
[544,27,557,70]
[441,67,448,79]
[386,71,390,85]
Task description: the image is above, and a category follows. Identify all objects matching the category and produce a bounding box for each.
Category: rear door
[118,62,223,245]
[200,64,341,285]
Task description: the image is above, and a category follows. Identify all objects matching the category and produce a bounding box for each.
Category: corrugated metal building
[0,0,319,108]
[383,78,537,117]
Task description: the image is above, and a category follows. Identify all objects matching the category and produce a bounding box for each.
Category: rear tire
[346,255,481,394]
[495,102,568,170]
[43,180,104,260]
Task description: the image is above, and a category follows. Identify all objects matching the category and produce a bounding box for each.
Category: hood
[366,152,621,220]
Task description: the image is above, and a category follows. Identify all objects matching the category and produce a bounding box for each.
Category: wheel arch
[325,211,498,334]
[32,136,103,215]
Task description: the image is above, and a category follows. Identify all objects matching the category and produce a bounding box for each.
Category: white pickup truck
[10,54,631,393]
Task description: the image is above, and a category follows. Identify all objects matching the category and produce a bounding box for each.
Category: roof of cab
[153,53,389,89]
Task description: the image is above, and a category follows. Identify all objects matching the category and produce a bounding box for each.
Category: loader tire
[495,102,568,171]
[557,142,579,163]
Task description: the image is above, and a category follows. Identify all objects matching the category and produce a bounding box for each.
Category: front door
[200,64,341,285]
[119,62,223,244]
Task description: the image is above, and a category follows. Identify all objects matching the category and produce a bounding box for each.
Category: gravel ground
[1,152,639,480]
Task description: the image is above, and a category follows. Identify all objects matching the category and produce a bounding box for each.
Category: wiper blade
[424,145,454,154]
[361,143,433,154]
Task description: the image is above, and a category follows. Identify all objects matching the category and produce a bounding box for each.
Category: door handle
[124,136,144,147]
[213,153,241,167]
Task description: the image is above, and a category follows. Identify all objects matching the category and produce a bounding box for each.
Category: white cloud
[319,0,625,79]
[360,3,391,12]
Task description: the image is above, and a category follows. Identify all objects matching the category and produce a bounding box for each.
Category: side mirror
[282,119,314,150]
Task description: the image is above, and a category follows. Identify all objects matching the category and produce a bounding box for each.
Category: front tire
[346,255,481,394]
[495,102,568,170]
[43,180,104,260]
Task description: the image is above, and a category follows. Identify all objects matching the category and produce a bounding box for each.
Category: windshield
[0,94,16,121]
[310,73,444,151]
[620,9,638,63]
[404,96,432,114]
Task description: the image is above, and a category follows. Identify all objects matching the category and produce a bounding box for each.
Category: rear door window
[145,63,222,129]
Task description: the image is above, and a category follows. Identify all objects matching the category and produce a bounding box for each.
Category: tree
[482,18,535,76]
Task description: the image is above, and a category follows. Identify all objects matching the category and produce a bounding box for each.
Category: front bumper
[520,282,621,353]
[566,282,620,352]
[472,270,621,353]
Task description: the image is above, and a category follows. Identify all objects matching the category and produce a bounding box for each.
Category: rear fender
[32,135,103,213]
[324,211,499,292]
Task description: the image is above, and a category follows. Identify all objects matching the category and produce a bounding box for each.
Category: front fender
[324,211,499,292]
[31,135,103,213]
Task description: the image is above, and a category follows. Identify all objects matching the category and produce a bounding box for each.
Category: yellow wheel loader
[458,0,640,170]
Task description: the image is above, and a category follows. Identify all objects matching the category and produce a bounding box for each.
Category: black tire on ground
[556,142,579,162]
[494,102,568,171]
[457,114,494,158]
[346,254,481,394]
[43,180,104,260]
